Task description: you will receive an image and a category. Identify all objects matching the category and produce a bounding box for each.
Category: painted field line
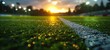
[58,17,110,50]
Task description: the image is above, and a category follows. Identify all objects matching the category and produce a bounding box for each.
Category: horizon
[1,0,108,13]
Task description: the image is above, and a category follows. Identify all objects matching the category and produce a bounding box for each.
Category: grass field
[0,16,86,50]
[62,16,110,35]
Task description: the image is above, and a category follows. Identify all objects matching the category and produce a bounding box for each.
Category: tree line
[74,0,110,15]
[0,1,50,16]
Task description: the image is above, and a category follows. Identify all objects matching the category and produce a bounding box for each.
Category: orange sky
[33,0,77,13]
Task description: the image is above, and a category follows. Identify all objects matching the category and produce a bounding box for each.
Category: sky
[2,0,109,13]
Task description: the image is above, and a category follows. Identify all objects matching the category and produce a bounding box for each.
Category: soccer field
[0,16,86,50]
[62,16,110,35]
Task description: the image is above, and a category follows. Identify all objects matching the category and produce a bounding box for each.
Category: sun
[47,6,67,13]
[48,6,58,13]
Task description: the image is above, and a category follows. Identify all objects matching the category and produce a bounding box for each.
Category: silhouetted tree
[106,0,110,9]
[0,0,5,13]
[16,2,20,6]
[100,0,105,10]
[27,5,33,15]
[73,0,110,15]
[67,8,71,15]
[27,6,32,9]
[74,5,81,14]
[93,3,100,11]
[76,3,93,13]
[68,8,71,13]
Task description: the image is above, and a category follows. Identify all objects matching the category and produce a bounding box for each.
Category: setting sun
[48,6,58,13]
[47,6,67,13]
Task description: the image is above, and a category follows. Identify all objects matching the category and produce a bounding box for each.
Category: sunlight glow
[47,6,67,13]
[50,16,56,22]
[48,0,51,2]
[48,6,58,13]
[52,1,58,5]
[49,16,57,26]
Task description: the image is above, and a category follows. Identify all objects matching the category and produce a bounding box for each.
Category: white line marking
[59,17,110,50]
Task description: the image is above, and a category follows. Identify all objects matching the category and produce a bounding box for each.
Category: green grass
[0,16,48,20]
[0,16,86,50]
[62,16,110,35]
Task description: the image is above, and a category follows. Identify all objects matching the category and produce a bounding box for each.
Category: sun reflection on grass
[49,16,57,26]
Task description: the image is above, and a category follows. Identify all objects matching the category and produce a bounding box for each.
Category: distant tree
[106,0,110,9]
[0,0,8,13]
[15,2,20,14]
[78,3,93,13]
[39,9,47,15]
[26,6,33,15]
[100,0,105,10]
[74,5,81,14]
[16,2,20,6]
[31,9,39,16]
[31,9,48,16]
[0,0,3,13]
[67,8,71,15]
[74,3,95,14]
[79,3,91,13]
[27,6,33,10]
[68,8,71,13]
[16,2,20,9]
[93,3,100,11]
